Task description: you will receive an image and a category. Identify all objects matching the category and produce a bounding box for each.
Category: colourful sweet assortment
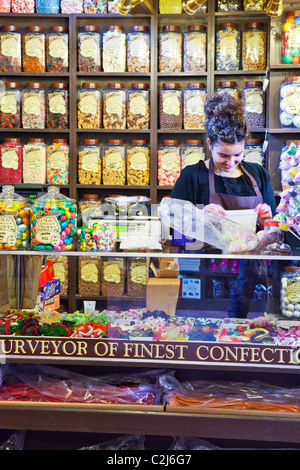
[77,223,116,252]
[1,309,299,346]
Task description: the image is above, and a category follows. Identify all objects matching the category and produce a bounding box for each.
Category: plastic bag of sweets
[30,186,77,252]
[0,0,11,12]
[11,0,34,12]
[0,185,30,251]
[60,0,83,13]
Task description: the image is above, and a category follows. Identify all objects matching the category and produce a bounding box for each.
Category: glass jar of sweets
[0,185,30,251]
[0,0,11,12]
[23,138,47,184]
[103,82,126,129]
[79,193,102,215]
[181,139,205,169]
[184,25,207,72]
[158,139,181,186]
[78,82,102,129]
[103,139,126,185]
[60,0,83,12]
[127,139,150,186]
[31,186,77,252]
[183,82,206,130]
[83,0,107,12]
[0,138,22,184]
[217,80,239,98]
[23,26,46,73]
[36,0,60,12]
[12,0,34,12]
[242,22,267,71]
[78,138,102,185]
[0,81,21,128]
[280,77,300,128]
[244,139,264,165]
[22,82,45,129]
[243,0,263,10]
[127,26,150,73]
[281,267,300,318]
[159,0,181,13]
[47,83,69,129]
[216,23,240,71]
[102,25,126,73]
[46,26,69,73]
[0,25,21,72]
[78,25,101,72]
[242,81,265,128]
[282,11,300,65]
[159,25,182,72]
[159,83,183,129]
[127,83,150,129]
[217,0,242,10]
[46,139,69,185]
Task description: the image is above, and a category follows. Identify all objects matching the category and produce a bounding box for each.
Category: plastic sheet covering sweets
[0,364,164,405]
[160,375,300,413]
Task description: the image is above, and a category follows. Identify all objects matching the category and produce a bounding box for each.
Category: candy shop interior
[2,0,300,452]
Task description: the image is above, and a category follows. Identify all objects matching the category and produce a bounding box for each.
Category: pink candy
[60,0,83,12]
[11,0,34,12]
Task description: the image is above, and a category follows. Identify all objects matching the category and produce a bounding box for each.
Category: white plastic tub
[225,209,258,233]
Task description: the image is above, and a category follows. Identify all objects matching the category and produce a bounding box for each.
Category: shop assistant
[171,92,276,318]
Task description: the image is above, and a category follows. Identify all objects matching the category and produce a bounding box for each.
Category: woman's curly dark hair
[204,92,248,146]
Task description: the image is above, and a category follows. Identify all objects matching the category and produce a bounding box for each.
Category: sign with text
[1,337,300,368]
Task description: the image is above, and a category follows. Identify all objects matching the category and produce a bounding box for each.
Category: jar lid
[4,81,20,87]
[28,138,45,142]
[219,81,237,87]
[188,24,206,30]
[285,76,300,82]
[163,25,180,31]
[285,266,300,272]
[246,139,263,144]
[286,140,300,145]
[51,26,68,32]
[287,10,300,16]
[107,83,125,88]
[82,193,99,199]
[187,82,206,88]
[162,139,179,145]
[131,83,149,89]
[1,25,19,31]
[131,25,149,31]
[82,82,99,88]
[4,138,20,143]
[27,26,44,31]
[220,23,238,28]
[245,22,264,28]
[131,139,147,144]
[107,139,124,144]
[107,25,124,31]
[82,139,100,144]
[52,139,68,144]
[163,83,181,89]
[245,81,263,87]
[81,25,99,31]
[35,186,75,206]
[185,139,203,144]
[26,82,43,88]
[50,82,68,88]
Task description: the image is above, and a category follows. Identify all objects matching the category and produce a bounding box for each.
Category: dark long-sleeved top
[171,160,276,216]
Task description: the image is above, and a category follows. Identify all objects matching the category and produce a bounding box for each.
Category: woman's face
[207,139,245,173]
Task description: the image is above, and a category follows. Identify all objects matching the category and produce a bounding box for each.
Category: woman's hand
[254,203,272,227]
[204,203,227,216]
